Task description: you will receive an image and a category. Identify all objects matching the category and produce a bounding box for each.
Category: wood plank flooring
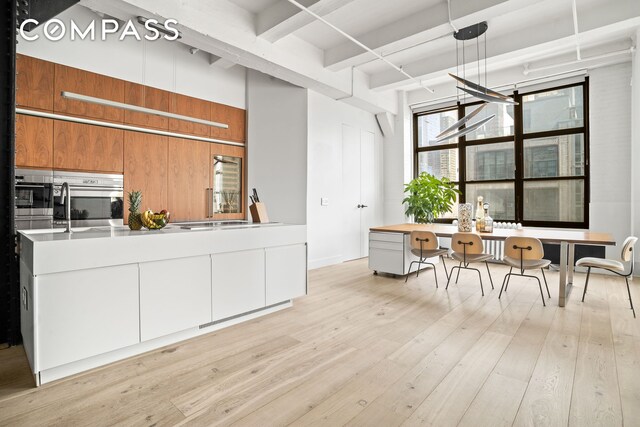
[0,258,639,426]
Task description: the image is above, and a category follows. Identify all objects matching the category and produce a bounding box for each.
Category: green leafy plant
[403,173,460,223]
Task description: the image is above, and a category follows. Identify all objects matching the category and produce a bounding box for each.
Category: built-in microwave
[15,169,54,230]
[53,171,124,228]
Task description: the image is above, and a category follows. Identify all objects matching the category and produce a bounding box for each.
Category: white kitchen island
[19,223,307,385]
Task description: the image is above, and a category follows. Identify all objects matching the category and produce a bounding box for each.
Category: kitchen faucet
[60,182,72,233]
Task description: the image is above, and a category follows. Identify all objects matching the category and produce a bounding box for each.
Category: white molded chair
[499,237,551,306]
[405,231,449,287]
[576,236,638,318]
[446,232,494,296]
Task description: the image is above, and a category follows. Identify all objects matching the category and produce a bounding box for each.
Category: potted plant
[403,172,460,223]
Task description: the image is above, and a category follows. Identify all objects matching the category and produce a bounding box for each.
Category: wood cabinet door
[15,114,53,169]
[123,132,168,220]
[16,55,54,111]
[54,64,125,122]
[168,93,210,137]
[53,121,124,173]
[210,104,246,143]
[167,138,210,221]
[123,82,170,130]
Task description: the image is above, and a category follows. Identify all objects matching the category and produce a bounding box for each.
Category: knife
[250,195,255,204]
[252,188,260,203]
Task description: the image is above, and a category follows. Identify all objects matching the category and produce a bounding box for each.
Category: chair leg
[431,263,439,288]
[416,260,423,278]
[471,267,484,296]
[534,276,546,307]
[485,261,494,290]
[541,268,551,298]
[505,267,513,290]
[625,277,636,318]
[446,266,456,289]
[441,255,449,280]
[405,261,416,283]
[455,262,462,284]
[581,267,591,302]
[499,273,509,299]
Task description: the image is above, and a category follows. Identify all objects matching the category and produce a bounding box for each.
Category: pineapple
[127,190,143,230]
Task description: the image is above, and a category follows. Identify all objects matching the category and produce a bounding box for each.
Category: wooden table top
[370,223,617,246]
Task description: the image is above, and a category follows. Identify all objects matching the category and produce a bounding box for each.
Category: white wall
[16,5,246,108]
[589,62,633,259]
[307,90,384,269]
[246,70,308,226]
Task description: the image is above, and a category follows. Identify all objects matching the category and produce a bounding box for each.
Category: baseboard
[308,256,343,270]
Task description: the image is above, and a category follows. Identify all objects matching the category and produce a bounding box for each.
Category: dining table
[369,223,616,307]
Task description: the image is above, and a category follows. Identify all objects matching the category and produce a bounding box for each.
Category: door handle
[357,204,368,208]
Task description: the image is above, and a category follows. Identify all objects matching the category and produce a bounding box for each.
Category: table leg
[568,243,575,285]
[559,241,568,307]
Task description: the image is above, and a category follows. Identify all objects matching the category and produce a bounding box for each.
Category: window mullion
[514,90,524,223]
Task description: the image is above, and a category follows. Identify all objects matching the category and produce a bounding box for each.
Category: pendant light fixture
[434,21,517,143]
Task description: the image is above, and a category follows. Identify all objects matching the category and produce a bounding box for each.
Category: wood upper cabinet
[168,93,211,137]
[54,64,125,122]
[167,138,210,221]
[16,55,54,111]
[54,121,123,173]
[15,114,54,169]
[124,132,168,221]
[123,82,170,130]
[210,103,246,143]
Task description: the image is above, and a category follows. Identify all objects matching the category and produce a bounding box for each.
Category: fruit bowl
[141,210,171,230]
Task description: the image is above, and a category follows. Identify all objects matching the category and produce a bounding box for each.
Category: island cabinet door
[211,249,266,321]
[36,264,139,372]
[265,244,307,306]
[139,256,212,341]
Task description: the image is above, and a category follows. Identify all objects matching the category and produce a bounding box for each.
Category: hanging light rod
[60,92,229,129]
[284,0,435,94]
[435,103,487,139]
[456,86,518,105]
[434,114,495,143]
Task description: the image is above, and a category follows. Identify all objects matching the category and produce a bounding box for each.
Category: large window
[414,81,589,228]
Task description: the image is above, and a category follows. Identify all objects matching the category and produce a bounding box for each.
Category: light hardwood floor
[1,258,639,426]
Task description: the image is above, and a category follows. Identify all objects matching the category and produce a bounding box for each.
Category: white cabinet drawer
[369,232,405,244]
[370,240,404,251]
[139,256,212,341]
[212,249,266,321]
[369,247,405,276]
[37,264,140,371]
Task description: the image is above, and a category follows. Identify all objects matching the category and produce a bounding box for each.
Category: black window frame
[413,79,590,229]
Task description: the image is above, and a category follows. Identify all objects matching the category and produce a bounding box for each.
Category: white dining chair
[405,230,449,287]
[446,232,494,296]
[499,237,551,306]
[576,236,638,318]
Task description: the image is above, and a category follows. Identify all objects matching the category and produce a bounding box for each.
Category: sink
[177,220,249,230]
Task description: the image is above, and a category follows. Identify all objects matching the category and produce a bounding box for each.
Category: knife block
[249,202,269,223]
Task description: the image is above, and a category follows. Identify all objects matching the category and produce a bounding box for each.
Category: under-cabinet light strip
[16,108,244,148]
[61,91,229,129]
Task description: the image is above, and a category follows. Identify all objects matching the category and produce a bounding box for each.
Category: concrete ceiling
[79,0,640,114]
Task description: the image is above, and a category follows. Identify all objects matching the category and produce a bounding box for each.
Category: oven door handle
[16,184,47,188]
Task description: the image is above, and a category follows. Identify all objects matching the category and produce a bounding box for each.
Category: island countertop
[19,223,306,275]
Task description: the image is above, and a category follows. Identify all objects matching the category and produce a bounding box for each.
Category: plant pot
[457,203,473,232]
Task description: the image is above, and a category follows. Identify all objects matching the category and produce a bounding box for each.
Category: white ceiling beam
[209,54,237,69]
[369,0,640,91]
[324,0,519,71]
[257,0,355,43]
[79,0,398,114]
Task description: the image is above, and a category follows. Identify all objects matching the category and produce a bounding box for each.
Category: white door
[342,125,377,261]
[342,124,362,261]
